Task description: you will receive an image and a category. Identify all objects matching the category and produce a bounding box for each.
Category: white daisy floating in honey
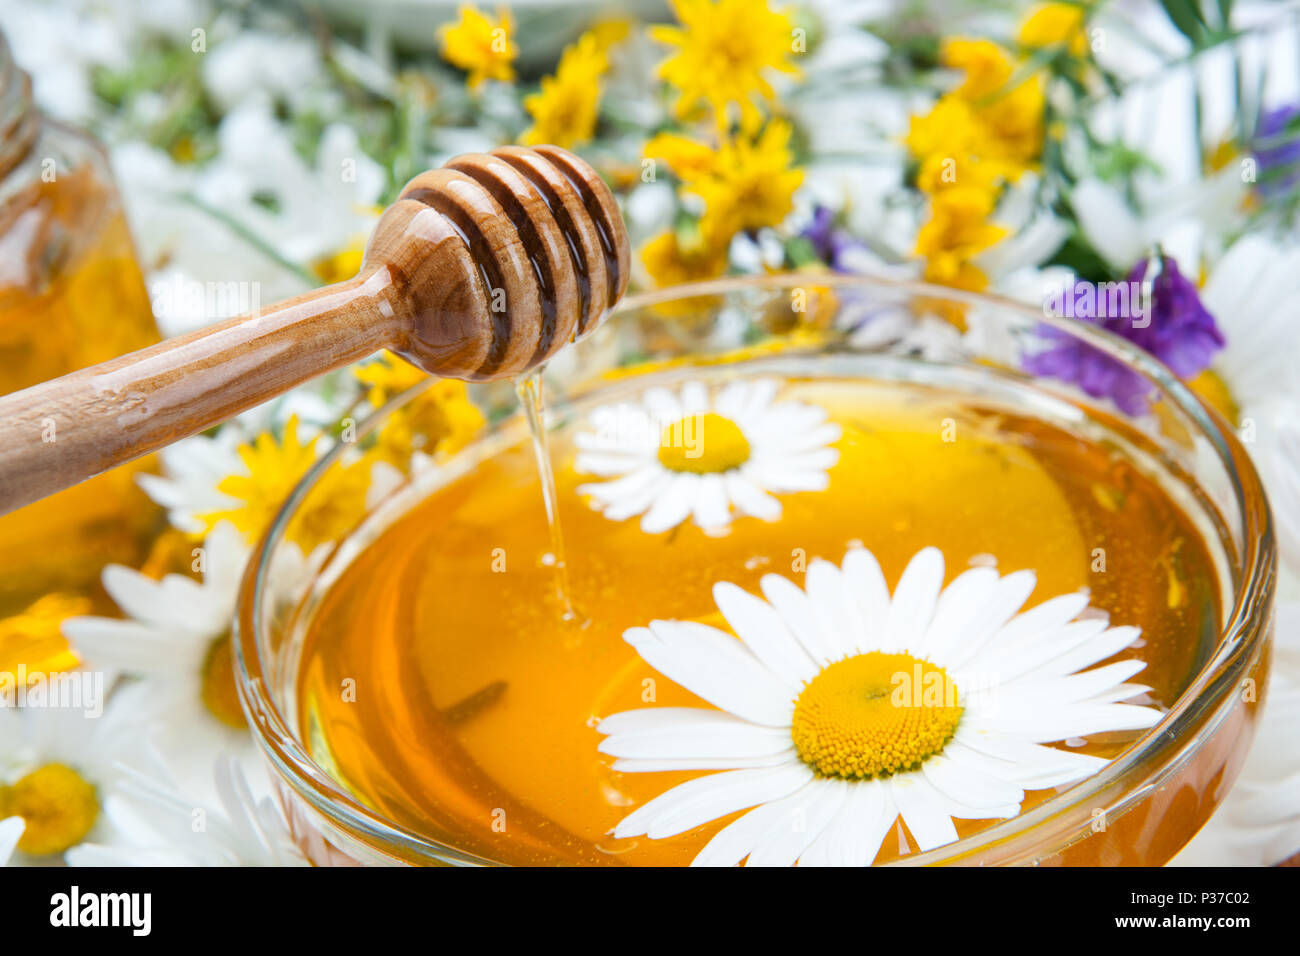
[598,546,1161,866]
[575,378,840,533]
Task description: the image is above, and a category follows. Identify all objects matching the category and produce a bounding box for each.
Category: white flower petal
[914,567,999,659]
[625,622,795,727]
[690,779,836,867]
[691,473,732,529]
[0,817,23,865]
[883,546,945,653]
[640,386,682,421]
[612,763,812,840]
[573,451,652,477]
[841,547,892,653]
[639,473,699,533]
[599,709,792,761]
[797,778,896,867]
[973,699,1161,742]
[746,460,833,493]
[722,472,782,521]
[968,618,1111,681]
[921,753,1025,813]
[760,572,837,665]
[713,582,819,685]
[948,735,1107,789]
[713,380,752,419]
[951,591,1092,668]
[890,774,959,852]
[611,751,797,773]
[804,559,864,661]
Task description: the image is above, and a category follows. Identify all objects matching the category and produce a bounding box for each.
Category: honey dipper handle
[0,270,401,516]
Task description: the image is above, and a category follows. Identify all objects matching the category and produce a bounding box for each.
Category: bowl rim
[234,272,1276,866]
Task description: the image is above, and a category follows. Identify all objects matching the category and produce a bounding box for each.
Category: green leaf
[1159,0,1208,47]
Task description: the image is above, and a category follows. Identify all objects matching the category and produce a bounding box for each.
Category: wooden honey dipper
[0,145,629,515]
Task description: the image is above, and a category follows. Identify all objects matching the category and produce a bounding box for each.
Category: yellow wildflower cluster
[198,416,368,552]
[522,23,628,149]
[437,5,518,90]
[641,121,803,287]
[907,34,1049,295]
[651,0,800,131]
[194,354,486,555]
[354,351,486,466]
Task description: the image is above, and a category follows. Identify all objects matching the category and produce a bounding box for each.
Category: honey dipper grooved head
[362,145,631,381]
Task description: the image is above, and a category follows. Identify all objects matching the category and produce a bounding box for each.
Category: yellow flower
[942,38,1014,100]
[1019,3,1088,57]
[289,455,374,552]
[651,0,800,130]
[640,230,730,288]
[355,353,486,465]
[311,244,366,285]
[915,187,1006,292]
[438,5,518,90]
[199,415,370,551]
[691,121,804,244]
[588,18,631,53]
[979,77,1046,167]
[0,593,91,680]
[644,132,719,183]
[521,33,609,148]
[355,350,430,407]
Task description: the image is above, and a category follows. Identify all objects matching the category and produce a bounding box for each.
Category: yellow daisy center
[791,652,964,779]
[0,763,99,856]
[657,413,751,474]
[201,632,247,729]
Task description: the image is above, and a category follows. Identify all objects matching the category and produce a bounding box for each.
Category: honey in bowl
[293,360,1224,866]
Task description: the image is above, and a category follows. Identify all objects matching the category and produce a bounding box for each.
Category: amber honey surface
[296,374,1221,865]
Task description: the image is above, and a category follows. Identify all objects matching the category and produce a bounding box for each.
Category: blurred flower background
[0,0,1299,866]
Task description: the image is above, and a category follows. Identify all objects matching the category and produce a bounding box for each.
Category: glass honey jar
[0,32,162,675]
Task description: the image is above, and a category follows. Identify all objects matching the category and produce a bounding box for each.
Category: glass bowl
[234,274,1275,866]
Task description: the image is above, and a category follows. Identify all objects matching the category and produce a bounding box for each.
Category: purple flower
[801,206,868,272]
[1253,105,1300,198]
[1025,256,1225,415]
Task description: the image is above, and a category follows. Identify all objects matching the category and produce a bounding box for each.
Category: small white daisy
[61,522,254,781]
[67,754,307,867]
[0,683,154,862]
[598,546,1161,866]
[575,378,841,533]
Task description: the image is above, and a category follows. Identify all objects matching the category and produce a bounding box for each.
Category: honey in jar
[0,35,161,672]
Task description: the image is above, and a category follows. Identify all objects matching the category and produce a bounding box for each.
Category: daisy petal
[883,546,945,653]
[626,622,795,726]
[599,710,792,761]
[914,567,999,659]
[691,780,824,867]
[612,763,812,840]
[713,582,818,685]
[805,559,861,661]
[640,473,699,533]
[611,751,797,773]
[722,472,782,521]
[890,774,959,852]
[798,778,896,867]
[842,547,891,653]
[760,572,837,665]
[691,474,731,529]
[743,779,849,867]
